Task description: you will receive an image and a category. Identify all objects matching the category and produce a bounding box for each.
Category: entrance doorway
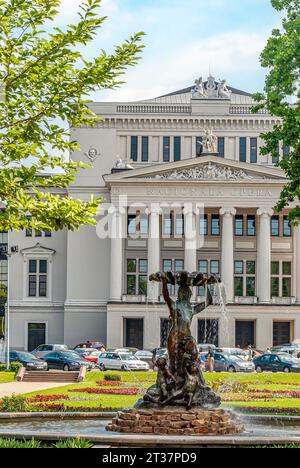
[27,323,46,352]
[124,319,144,350]
[273,322,292,346]
[198,319,219,346]
[235,321,255,348]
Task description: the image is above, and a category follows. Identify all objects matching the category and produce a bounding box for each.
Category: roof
[159,82,252,98]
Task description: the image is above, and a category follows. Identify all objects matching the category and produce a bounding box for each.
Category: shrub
[104,374,121,382]
[0,362,22,373]
[0,438,41,448]
[53,438,92,448]
[0,394,28,412]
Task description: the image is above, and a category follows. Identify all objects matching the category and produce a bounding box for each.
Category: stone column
[110,208,125,301]
[220,208,236,303]
[257,208,274,303]
[184,205,197,273]
[147,205,161,302]
[295,226,300,304]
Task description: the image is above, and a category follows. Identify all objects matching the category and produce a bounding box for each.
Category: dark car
[43,351,94,372]
[0,351,47,371]
[254,353,300,373]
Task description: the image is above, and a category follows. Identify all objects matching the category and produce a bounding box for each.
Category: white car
[98,352,149,371]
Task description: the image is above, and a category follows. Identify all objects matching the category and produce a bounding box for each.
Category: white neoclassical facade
[8,75,300,352]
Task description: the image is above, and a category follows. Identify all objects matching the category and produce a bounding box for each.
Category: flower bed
[96,380,122,387]
[68,387,142,395]
[29,403,116,412]
[27,395,70,403]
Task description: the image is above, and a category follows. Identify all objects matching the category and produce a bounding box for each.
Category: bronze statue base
[106,407,244,436]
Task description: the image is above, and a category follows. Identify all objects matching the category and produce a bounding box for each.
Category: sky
[55,0,282,102]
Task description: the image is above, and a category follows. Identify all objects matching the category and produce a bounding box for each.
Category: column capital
[220,207,236,217]
[146,204,161,216]
[257,207,274,218]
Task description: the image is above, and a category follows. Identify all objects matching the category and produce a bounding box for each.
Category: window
[234,260,256,297]
[163,214,173,236]
[239,137,247,162]
[271,216,279,237]
[271,261,292,298]
[199,215,208,236]
[126,259,148,296]
[211,215,220,236]
[26,229,51,238]
[198,260,220,296]
[196,137,203,157]
[210,260,220,275]
[140,214,148,235]
[130,136,138,162]
[35,230,42,237]
[174,137,181,161]
[175,214,184,236]
[247,215,256,236]
[272,144,280,164]
[141,136,149,162]
[28,260,48,297]
[127,214,136,235]
[163,259,184,295]
[44,230,52,238]
[163,137,170,162]
[250,138,257,163]
[217,137,225,157]
[283,216,291,237]
[235,215,244,236]
[26,229,32,237]
[283,144,290,159]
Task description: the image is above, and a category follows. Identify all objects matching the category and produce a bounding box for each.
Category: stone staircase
[17,367,86,383]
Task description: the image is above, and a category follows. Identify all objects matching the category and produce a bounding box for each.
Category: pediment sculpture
[193,75,232,100]
[146,163,267,181]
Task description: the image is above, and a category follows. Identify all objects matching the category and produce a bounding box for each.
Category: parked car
[254,353,300,373]
[0,351,48,371]
[43,351,95,371]
[198,344,216,353]
[98,352,149,371]
[201,352,255,373]
[135,350,154,368]
[74,348,102,364]
[32,344,69,359]
[216,348,249,360]
[74,342,106,351]
[270,345,300,359]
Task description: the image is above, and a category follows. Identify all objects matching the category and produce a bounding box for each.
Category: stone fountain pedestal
[106,407,244,436]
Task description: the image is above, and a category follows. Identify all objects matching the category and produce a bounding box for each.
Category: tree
[0,0,144,231]
[253,0,300,222]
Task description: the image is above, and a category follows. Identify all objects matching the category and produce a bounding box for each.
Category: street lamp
[0,240,18,370]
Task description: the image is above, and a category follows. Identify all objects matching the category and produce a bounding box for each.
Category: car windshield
[15,352,37,361]
[228,355,245,362]
[119,354,135,361]
[56,345,68,350]
[62,352,81,360]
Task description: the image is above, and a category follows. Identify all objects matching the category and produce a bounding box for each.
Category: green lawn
[0,372,15,384]
[20,370,300,415]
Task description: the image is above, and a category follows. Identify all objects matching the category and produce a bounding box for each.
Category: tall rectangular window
[271,216,280,237]
[234,260,255,297]
[127,214,136,235]
[175,214,184,236]
[247,215,256,236]
[163,214,173,236]
[239,137,247,162]
[217,137,225,157]
[141,136,149,162]
[28,260,48,298]
[283,144,290,159]
[250,137,258,163]
[163,137,170,162]
[199,215,208,236]
[272,144,280,164]
[174,137,181,161]
[283,216,292,237]
[130,136,138,162]
[126,259,148,296]
[235,215,244,236]
[271,261,292,298]
[211,215,220,236]
[196,137,203,157]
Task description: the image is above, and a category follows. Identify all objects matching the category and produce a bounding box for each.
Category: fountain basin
[0,413,299,447]
[107,407,243,436]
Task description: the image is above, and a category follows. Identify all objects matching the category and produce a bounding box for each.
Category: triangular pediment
[104,156,286,184]
[20,243,56,255]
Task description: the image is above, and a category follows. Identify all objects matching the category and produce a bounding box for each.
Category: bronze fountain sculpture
[107,271,243,436]
[139,271,220,409]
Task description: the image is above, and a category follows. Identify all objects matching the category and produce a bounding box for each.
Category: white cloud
[57,0,118,22]
[98,30,268,102]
